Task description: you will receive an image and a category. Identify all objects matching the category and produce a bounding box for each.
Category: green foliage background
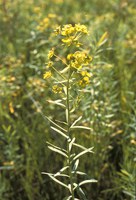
[0,0,135,199]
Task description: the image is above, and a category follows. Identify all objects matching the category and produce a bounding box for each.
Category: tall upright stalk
[43,24,100,200]
[66,68,75,199]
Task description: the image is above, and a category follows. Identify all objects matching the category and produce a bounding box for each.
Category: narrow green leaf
[46,141,67,153]
[48,174,69,189]
[46,116,67,132]
[51,126,68,139]
[76,186,87,200]
[54,173,69,178]
[73,183,78,190]
[0,166,14,170]
[60,66,70,74]
[63,196,72,200]
[55,166,69,175]
[79,179,98,186]
[73,159,79,172]
[47,100,66,108]
[69,137,76,152]
[97,31,108,47]
[54,80,67,84]
[71,116,82,127]
[70,126,92,131]
[41,172,53,176]
[68,184,72,193]
[55,119,67,125]
[73,142,86,150]
[63,86,67,95]
[48,146,68,158]
[73,147,94,161]
[74,171,86,176]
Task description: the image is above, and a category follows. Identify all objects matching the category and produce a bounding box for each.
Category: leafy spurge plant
[42,24,105,200]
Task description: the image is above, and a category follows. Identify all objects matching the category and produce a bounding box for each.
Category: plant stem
[66,68,75,200]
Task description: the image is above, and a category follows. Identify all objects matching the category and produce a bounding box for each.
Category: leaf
[73,142,86,150]
[71,116,82,127]
[70,126,92,131]
[63,196,72,200]
[0,166,14,170]
[73,159,79,172]
[55,119,67,125]
[51,126,68,139]
[42,173,68,189]
[54,166,69,177]
[46,141,67,152]
[48,146,68,158]
[46,116,67,132]
[54,173,69,178]
[69,137,76,152]
[76,186,87,200]
[97,31,108,47]
[60,66,70,74]
[48,174,69,189]
[47,99,66,108]
[73,147,94,161]
[79,179,97,186]
[68,184,72,193]
[63,86,67,95]
[41,172,53,176]
[56,166,69,174]
[74,171,86,176]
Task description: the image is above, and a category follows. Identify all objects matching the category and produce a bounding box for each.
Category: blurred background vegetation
[0,0,136,199]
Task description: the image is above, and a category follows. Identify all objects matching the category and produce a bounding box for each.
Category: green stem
[66,68,75,200]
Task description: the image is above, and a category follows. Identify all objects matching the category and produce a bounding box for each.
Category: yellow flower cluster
[33,7,41,14]
[52,85,62,93]
[37,17,49,31]
[67,51,92,69]
[79,71,92,87]
[43,71,52,79]
[48,48,54,59]
[37,14,57,32]
[43,24,93,92]
[55,24,88,46]
[61,24,88,36]
[46,61,53,68]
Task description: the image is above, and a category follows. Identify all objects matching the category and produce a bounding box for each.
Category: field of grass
[0,0,136,199]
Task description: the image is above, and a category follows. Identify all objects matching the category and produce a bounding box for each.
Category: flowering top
[55,24,88,47]
[43,23,94,92]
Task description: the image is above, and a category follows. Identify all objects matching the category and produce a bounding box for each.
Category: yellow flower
[9,102,14,114]
[67,54,73,60]
[61,37,74,46]
[71,61,82,69]
[79,76,90,87]
[52,85,62,93]
[47,61,53,68]
[36,17,50,32]
[48,14,56,18]
[48,48,54,59]
[59,24,89,46]
[75,24,88,34]
[83,76,90,83]
[80,71,92,77]
[68,51,92,69]
[54,26,61,35]
[43,17,49,24]
[33,7,41,13]
[61,24,75,36]
[43,71,52,79]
